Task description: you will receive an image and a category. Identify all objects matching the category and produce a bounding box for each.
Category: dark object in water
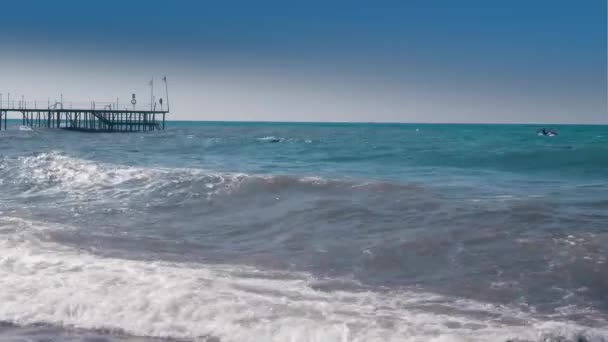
[537,128,558,136]
[258,136,281,143]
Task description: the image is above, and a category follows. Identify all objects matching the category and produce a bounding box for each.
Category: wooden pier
[1,77,170,132]
[0,107,167,132]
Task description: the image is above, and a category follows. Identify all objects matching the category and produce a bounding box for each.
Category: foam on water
[1,152,249,200]
[256,136,283,142]
[1,152,430,202]
[0,217,605,342]
[1,124,607,341]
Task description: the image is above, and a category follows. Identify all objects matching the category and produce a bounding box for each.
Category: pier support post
[1,106,167,132]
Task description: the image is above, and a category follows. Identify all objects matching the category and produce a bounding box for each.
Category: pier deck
[0,108,167,132]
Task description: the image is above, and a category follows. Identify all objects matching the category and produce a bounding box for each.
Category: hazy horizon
[1,0,606,124]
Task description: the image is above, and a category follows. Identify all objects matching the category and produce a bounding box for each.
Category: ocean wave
[0,152,427,201]
[256,136,283,143]
[0,218,605,342]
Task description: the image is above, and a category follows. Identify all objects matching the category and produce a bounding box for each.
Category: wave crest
[0,218,605,342]
[0,152,427,201]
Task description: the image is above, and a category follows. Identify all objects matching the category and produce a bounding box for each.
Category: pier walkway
[1,78,171,132]
[0,108,166,132]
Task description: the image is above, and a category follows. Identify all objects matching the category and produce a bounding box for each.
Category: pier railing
[0,99,168,113]
[0,100,168,132]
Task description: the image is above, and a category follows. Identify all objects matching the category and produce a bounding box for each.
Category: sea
[0,121,606,342]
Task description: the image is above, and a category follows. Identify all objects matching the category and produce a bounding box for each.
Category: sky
[0,0,606,123]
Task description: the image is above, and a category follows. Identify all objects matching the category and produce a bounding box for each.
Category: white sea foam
[6,152,405,202]
[13,152,153,191]
[6,152,251,199]
[0,218,605,342]
[256,136,282,142]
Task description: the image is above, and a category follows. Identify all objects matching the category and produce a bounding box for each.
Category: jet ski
[537,128,557,137]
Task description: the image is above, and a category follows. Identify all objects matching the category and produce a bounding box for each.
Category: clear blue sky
[0,0,606,123]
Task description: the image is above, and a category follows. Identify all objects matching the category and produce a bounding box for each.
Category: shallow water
[0,121,606,341]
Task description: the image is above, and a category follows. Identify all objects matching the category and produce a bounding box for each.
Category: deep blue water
[0,121,607,341]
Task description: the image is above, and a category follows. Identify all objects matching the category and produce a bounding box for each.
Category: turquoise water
[0,121,607,341]
[141,121,608,179]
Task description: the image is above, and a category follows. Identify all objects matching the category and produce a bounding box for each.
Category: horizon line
[1,118,606,126]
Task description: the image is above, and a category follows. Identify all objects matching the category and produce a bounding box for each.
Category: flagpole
[163,76,170,112]
[150,77,154,111]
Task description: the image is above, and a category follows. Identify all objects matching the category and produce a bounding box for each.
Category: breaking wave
[0,217,606,342]
[0,151,607,341]
[0,151,427,201]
